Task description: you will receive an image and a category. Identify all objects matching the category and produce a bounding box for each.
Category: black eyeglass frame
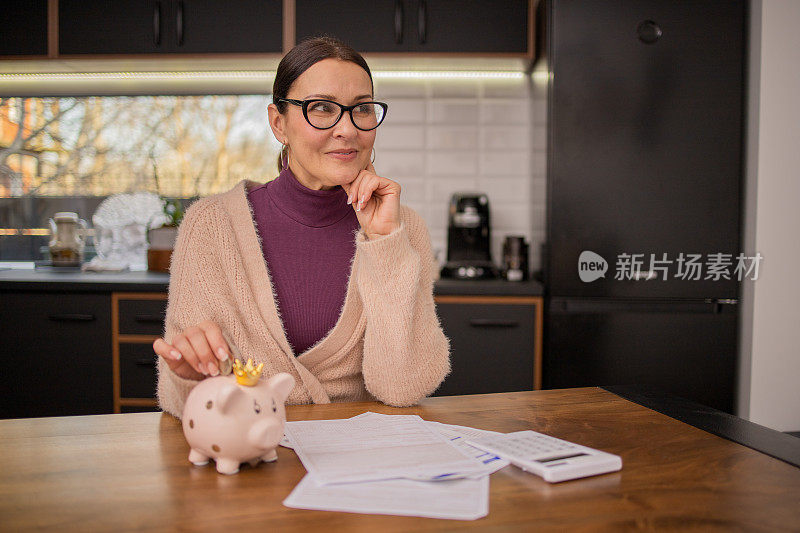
[276,98,388,131]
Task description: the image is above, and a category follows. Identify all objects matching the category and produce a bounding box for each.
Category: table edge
[603,385,800,469]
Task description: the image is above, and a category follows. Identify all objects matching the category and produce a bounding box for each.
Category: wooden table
[2,388,799,531]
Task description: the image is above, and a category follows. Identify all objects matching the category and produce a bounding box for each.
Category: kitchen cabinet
[3,0,531,61]
[58,0,282,55]
[0,272,543,416]
[112,293,167,413]
[434,295,542,396]
[0,0,49,57]
[0,292,112,418]
[295,0,530,54]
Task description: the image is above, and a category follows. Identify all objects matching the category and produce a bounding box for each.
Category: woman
[154,36,450,416]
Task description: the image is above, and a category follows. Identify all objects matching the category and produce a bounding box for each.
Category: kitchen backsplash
[373,76,547,273]
[1,75,546,271]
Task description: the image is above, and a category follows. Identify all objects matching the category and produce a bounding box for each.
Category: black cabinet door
[296,0,410,52]
[0,292,113,418]
[172,0,282,53]
[117,298,167,336]
[119,343,158,399]
[0,0,48,56]
[59,0,282,55]
[408,0,528,53]
[296,0,528,53]
[434,302,535,396]
[59,0,167,54]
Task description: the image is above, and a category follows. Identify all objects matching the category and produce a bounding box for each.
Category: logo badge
[578,251,608,282]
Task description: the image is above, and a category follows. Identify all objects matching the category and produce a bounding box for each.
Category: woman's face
[268,58,376,190]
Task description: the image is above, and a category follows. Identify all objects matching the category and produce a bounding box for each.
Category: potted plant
[147,198,184,273]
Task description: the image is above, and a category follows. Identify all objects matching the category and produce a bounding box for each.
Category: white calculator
[465,430,622,483]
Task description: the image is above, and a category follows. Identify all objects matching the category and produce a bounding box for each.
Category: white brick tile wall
[480,150,530,175]
[429,80,480,98]
[427,150,479,175]
[429,100,480,125]
[531,150,546,178]
[376,150,425,178]
[374,124,426,150]
[374,80,428,98]
[396,177,427,205]
[372,76,547,272]
[482,79,531,99]
[480,100,530,125]
[385,98,426,124]
[532,97,547,126]
[481,126,531,150]
[532,124,547,151]
[477,176,531,204]
[427,126,480,150]
[531,176,547,205]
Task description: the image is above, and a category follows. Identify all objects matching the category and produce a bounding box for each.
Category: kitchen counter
[0,268,543,296]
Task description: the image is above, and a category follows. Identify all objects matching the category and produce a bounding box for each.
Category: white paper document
[283,413,490,484]
[424,421,510,476]
[283,473,489,521]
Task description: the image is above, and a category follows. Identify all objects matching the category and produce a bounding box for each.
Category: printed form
[282,414,491,484]
[283,474,489,521]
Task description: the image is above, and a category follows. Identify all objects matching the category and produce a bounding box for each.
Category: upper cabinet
[296,0,530,54]
[1,0,532,60]
[0,0,49,57]
[58,0,283,55]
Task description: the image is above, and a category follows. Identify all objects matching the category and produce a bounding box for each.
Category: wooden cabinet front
[112,292,167,413]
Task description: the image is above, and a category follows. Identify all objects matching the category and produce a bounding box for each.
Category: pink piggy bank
[182,360,295,475]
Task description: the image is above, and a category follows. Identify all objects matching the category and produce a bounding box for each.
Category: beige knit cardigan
[157,179,451,417]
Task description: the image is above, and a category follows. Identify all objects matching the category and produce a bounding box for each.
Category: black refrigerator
[543,0,745,413]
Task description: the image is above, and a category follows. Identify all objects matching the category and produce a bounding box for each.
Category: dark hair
[272,36,374,113]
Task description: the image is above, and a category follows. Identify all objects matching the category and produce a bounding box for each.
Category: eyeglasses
[277,98,388,131]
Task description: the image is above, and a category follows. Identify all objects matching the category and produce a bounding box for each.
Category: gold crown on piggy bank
[232,358,264,387]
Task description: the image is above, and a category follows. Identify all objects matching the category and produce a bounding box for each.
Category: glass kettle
[48,212,88,267]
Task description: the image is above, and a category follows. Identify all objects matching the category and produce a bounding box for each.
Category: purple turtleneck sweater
[247,168,360,355]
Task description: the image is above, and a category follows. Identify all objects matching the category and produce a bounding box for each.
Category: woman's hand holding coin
[153,320,230,381]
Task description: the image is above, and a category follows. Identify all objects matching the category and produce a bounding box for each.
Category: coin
[219,356,233,376]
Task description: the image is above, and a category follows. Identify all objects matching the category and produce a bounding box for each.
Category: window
[0,95,280,260]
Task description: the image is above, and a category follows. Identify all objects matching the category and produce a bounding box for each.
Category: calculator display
[537,453,588,464]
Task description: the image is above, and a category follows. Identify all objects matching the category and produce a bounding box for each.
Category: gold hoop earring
[281,144,289,171]
[371,147,376,164]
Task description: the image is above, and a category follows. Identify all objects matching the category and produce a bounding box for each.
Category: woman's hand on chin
[342,163,401,239]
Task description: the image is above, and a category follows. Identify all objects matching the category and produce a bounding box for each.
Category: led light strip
[0,71,273,80]
[374,71,524,79]
[0,228,52,236]
[0,70,527,81]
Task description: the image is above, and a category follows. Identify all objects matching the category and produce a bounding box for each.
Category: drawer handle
[134,314,165,323]
[153,1,161,45]
[469,319,519,328]
[48,313,95,322]
[135,359,157,367]
[176,0,184,46]
[418,0,427,44]
[394,0,404,44]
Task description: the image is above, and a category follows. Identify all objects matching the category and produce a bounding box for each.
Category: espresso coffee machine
[440,193,498,280]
